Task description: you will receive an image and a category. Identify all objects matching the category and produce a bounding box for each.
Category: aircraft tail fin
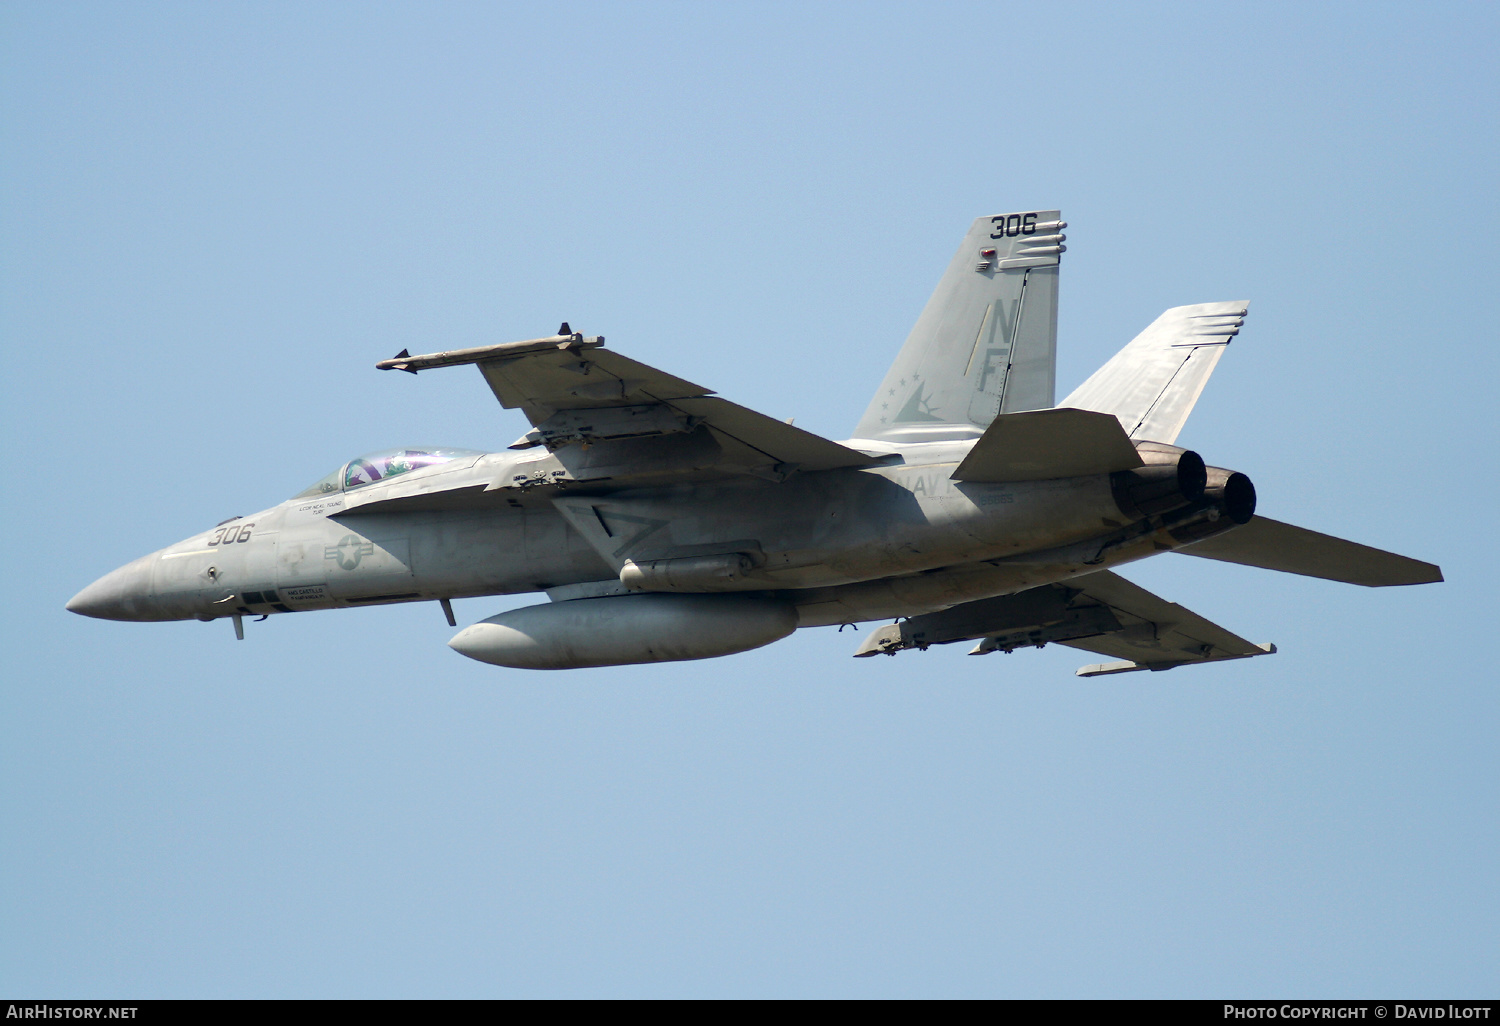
[1060,301,1248,445]
[1176,516,1443,587]
[853,211,1064,443]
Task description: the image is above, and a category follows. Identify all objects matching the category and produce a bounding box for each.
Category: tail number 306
[991,213,1040,238]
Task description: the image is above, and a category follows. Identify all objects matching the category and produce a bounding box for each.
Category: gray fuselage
[68,438,1199,629]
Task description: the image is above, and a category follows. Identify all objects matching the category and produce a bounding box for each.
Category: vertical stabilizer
[853,211,1064,442]
[1060,301,1248,445]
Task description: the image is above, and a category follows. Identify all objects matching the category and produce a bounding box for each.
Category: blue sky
[2,0,1496,997]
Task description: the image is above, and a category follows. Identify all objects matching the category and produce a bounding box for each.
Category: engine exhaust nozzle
[1215,469,1257,525]
[1111,442,1206,520]
[1166,466,1258,544]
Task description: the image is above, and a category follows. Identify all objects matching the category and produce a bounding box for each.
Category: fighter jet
[67,211,1442,674]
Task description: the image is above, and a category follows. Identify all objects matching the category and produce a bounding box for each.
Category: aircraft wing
[1051,571,1275,676]
[853,569,1273,676]
[377,329,878,484]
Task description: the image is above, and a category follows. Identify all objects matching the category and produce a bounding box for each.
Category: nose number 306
[208,522,254,545]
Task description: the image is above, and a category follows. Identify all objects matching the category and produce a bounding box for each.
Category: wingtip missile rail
[377,327,605,374]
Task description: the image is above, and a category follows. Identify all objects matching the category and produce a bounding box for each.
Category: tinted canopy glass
[293,447,485,499]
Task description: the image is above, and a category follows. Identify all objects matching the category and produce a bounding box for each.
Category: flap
[951,407,1144,483]
[668,397,880,473]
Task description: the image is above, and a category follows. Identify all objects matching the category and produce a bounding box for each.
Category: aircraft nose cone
[66,556,156,621]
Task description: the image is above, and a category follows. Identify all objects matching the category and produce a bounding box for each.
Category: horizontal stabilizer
[1061,300,1247,444]
[951,407,1143,483]
[1176,516,1443,587]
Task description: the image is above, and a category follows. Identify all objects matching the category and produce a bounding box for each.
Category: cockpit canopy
[294,447,486,499]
